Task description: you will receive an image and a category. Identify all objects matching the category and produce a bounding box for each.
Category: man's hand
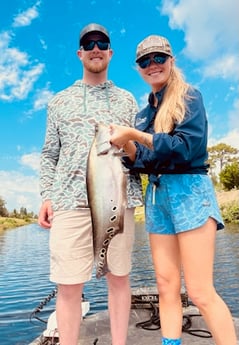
[38,200,53,229]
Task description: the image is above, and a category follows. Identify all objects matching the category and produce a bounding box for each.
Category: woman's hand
[109,124,132,148]
[110,125,137,161]
[110,124,154,150]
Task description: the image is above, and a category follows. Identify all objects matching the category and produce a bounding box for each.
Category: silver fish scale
[86,123,127,278]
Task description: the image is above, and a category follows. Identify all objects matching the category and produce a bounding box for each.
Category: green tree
[0,196,9,217]
[13,209,18,217]
[20,207,27,218]
[219,161,239,190]
[208,143,238,175]
[220,201,239,224]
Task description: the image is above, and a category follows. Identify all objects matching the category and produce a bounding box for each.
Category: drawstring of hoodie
[105,82,110,110]
[83,83,87,114]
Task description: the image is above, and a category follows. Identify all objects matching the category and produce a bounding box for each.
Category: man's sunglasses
[81,40,110,51]
[137,54,170,69]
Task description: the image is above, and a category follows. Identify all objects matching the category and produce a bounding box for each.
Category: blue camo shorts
[145,174,224,234]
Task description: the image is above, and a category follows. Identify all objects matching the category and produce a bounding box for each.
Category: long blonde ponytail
[154,66,191,133]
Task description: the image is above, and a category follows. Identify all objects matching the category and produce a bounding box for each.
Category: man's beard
[84,59,108,73]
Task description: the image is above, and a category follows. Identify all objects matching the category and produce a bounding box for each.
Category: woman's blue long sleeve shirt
[124,87,209,181]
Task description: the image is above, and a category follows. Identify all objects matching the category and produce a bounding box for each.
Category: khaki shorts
[49,208,135,284]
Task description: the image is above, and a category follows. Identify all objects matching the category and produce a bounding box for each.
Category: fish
[86,123,127,279]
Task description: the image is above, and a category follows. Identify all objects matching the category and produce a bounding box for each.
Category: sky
[0,0,238,214]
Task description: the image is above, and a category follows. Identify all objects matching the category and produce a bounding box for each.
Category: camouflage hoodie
[39,80,143,211]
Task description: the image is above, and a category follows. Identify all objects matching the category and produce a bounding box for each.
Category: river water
[0,223,238,345]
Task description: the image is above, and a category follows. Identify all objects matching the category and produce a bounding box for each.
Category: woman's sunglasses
[81,40,110,51]
[137,54,170,69]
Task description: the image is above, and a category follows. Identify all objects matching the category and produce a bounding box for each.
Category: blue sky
[0,0,238,214]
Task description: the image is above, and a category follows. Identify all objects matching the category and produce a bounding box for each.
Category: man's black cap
[79,23,110,46]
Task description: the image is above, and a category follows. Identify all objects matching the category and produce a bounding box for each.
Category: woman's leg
[179,218,237,345]
[149,233,182,340]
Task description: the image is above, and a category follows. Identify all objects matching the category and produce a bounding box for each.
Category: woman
[110,35,237,345]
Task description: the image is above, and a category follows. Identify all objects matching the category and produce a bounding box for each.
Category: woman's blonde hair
[154,65,191,133]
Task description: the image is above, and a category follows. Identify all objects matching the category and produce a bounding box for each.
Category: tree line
[0,201,37,219]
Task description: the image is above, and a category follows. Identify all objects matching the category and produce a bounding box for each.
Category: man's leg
[106,273,131,345]
[56,283,84,345]
[49,210,94,345]
[106,208,135,345]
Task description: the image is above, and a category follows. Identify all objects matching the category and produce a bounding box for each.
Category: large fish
[86,123,127,279]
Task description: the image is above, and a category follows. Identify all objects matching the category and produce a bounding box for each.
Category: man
[38,23,142,345]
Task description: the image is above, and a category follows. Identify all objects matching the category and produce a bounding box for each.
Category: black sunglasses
[137,54,170,69]
[81,40,110,51]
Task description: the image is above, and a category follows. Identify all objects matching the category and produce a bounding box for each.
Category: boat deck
[30,305,239,345]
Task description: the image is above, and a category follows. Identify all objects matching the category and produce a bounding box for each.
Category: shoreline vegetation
[0,190,238,231]
[0,217,37,231]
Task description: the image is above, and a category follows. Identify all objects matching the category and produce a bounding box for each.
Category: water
[0,223,238,345]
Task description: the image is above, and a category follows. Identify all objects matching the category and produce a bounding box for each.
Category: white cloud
[221,130,239,150]
[12,1,41,28]
[160,0,239,80]
[0,152,42,213]
[23,87,54,118]
[0,31,44,101]
[12,64,45,100]
[33,88,54,111]
[202,55,239,81]
[20,152,40,172]
[0,170,41,213]
[208,129,239,150]
[40,37,47,50]
[228,95,239,132]
[208,88,239,150]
